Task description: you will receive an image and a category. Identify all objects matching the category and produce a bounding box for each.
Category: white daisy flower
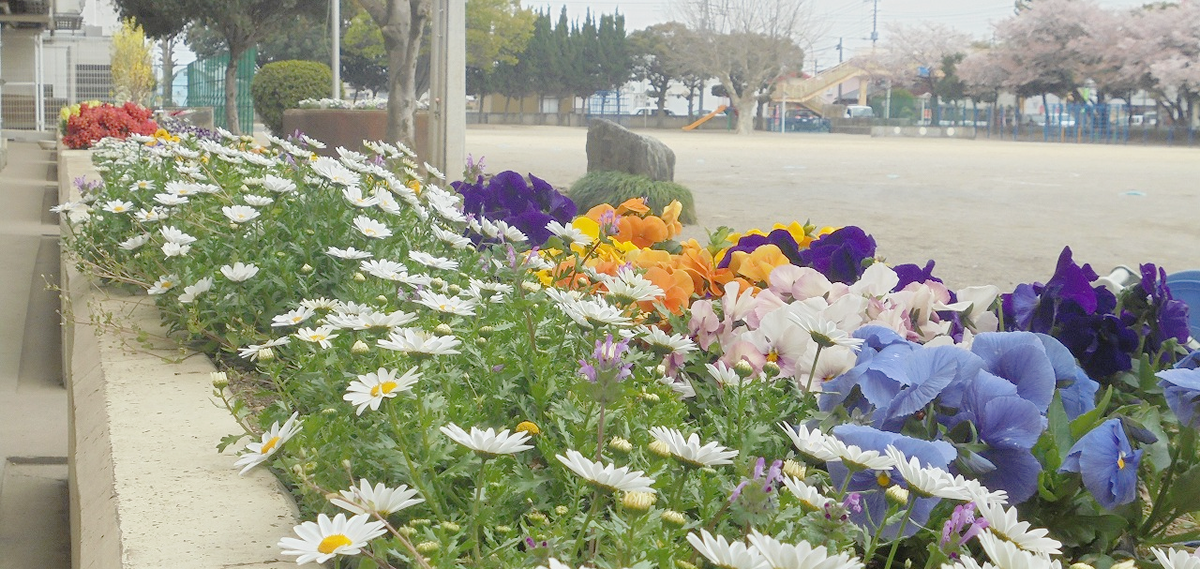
[234,412,301,475]
[561,297,632,329]
[164,180,199,196]
[781,475,834,510]
[545,220,592,246]
[556,449,656,493]
[687,529,766,569]
[330,479,424,517]
[353,215,392,239]
[220,262,260,282]
[413,290,477,316]
[408,250,459,271]
[431,224,472,249]
[360,259,409,281]
[342,185,379,208]
[301,297,345,311]
[424,190,465,223]
[637,325,698,355]
[327,246,373,260]
[779,422,841,462]
[602,267,663,304]
[178,277,214,304]
[884,446,961,499]
[440,423,534,456]
[976,531,1059,569]
[747,529,865,569]
[377,328,461,355]
[648,426,738,468]
[161,242,191,257]
[261,175,297,194]
[1153,547,1200,569]
[821,437,895,471]
[154,192,189,206]
[706,361,745,387]
[976,502,1062,556]
[147,274,179,295]
[222,205,260,223]
[129,179,155,192]
[134,207,169,222]
[278,512,387,565]
[159,226,197,245]
[343,367,420,415]
[790,313,865,351]
[244,195,274,206]
[466,279,514,302]
[296,325,338,349]
[352,310,417,330]
[930,471,1009,507]
[312,156,362,187]
[102,200,134,213]
[272,306,317,327]
[119,233,152,250]
[238,337,290,360]
[423,161,446,180]
[497,221,528,243]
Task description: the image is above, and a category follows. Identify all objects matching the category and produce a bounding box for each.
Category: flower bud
[341,459,352,471]
[351,340,370,354]
[397,525,416,537]
[353,272,366,282]
[434,323,453,336]
[516,421,541,436]
[446,284,462,295]
[521,281,541,293]
[257,347,276,361]
[609,437,633,454]
[374,295,389,305]
[655,364,668,376]
[1110,562,1135,569]
[210,371,229,389]
[300,264,313,274]
[475,336,487,346]
[478,325,495,338]
[430,277,446,290]
[762,361,781,378]
[661,509,688,527]
[734,360,755,379]
[648,439,671,458]
[554,505,569,516]
[439,521,460,532]
[526,512,548,525]
[416,541,440,554]
[885,485,910,506]
[676,561,699,569]
[1069,564,1097,569]
[621,491,656,512]
[494,525,512,534]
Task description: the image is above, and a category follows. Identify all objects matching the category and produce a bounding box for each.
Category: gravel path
[465,125,1200,290]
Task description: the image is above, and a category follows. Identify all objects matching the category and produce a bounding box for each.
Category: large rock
[586,119,676,181]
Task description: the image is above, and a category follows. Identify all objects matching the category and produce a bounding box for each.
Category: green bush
[251,60,332,134]
[568,170,697,224]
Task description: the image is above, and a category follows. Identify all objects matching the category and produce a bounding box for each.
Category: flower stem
[574,487,603,560]
[472,456,490,565]
[595,402,607,462]
[804,344,825,393]
[883,496,919,569]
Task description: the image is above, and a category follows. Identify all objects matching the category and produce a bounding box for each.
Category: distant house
[1,0,120,134]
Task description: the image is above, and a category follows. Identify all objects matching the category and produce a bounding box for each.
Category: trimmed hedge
[568,170,697,224]
[251,60,332,135]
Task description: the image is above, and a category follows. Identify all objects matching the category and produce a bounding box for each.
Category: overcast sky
[521,0,1151,72]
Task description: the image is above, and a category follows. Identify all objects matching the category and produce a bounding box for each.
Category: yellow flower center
[317,533,353,554]
[260,436,281,455]
[311,334,327,342]
[767,350,779,363]
[371,381,398,397]
[877,472,891,487]
[1117,452,1126,470]
[516,421,540,435]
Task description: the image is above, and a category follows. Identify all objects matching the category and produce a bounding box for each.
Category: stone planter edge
[59,148,299,569]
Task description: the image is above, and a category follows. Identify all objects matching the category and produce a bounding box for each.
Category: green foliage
[568,170,697,224]
[251,60,334,134]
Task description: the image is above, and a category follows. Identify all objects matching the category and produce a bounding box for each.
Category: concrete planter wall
[59,149,298,569]
[871,125,978,139]
[282,108,430,159]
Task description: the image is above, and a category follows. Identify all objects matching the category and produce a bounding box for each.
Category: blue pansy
[1060,419,1142,510]
[971,332,1057,413]
[1157,368,1200,429]
[951,371,1047,504]
[1035,333,1099,420]
[827,425,955,539]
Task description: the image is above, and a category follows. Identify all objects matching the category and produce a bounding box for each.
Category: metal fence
[940,103,1198,147]
[186,49,256,134]
[2,38,115,133]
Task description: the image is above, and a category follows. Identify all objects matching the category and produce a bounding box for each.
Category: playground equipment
[682,105,728,131]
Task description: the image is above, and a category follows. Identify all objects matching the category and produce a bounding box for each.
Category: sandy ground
[465,125,1200,291]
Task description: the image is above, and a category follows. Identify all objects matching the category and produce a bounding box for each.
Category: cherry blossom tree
[867,22,972,122]
[1119,2,1200,124]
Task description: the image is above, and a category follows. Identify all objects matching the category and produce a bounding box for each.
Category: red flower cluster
[63,102,158,149]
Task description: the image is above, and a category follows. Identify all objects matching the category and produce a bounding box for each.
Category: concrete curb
[60,149,299,569]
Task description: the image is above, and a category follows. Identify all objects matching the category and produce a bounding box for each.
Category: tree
[465,0,535,111]
[356,0,432,146]
[673,0,811,134]
[111,19,156,105]
[629,22,693,124]
[867,22,970,123]
[342,10,390,97]
[1108,2,1200,124]
[115,0,326,135]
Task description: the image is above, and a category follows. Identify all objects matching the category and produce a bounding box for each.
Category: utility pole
[836,37,843,102]
[331,0,340,99]
[869,0,880,48]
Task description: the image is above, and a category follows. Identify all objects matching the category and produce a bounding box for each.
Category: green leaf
[217,432,247,453]
[1071,385,1114,440]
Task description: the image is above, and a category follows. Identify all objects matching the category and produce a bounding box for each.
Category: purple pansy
[796,226,877,284]
[453,171,576,247]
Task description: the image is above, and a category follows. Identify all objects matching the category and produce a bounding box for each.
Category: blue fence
[945,103,1198,146]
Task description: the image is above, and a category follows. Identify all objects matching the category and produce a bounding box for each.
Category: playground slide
[682,105,728,131]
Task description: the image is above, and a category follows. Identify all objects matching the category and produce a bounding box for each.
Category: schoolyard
[465,125,1199,289]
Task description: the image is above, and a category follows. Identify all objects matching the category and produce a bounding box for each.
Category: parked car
[843,105,875,119]
[630,107,675,117]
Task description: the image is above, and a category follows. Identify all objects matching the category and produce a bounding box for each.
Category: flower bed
[57,128,1200,569]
